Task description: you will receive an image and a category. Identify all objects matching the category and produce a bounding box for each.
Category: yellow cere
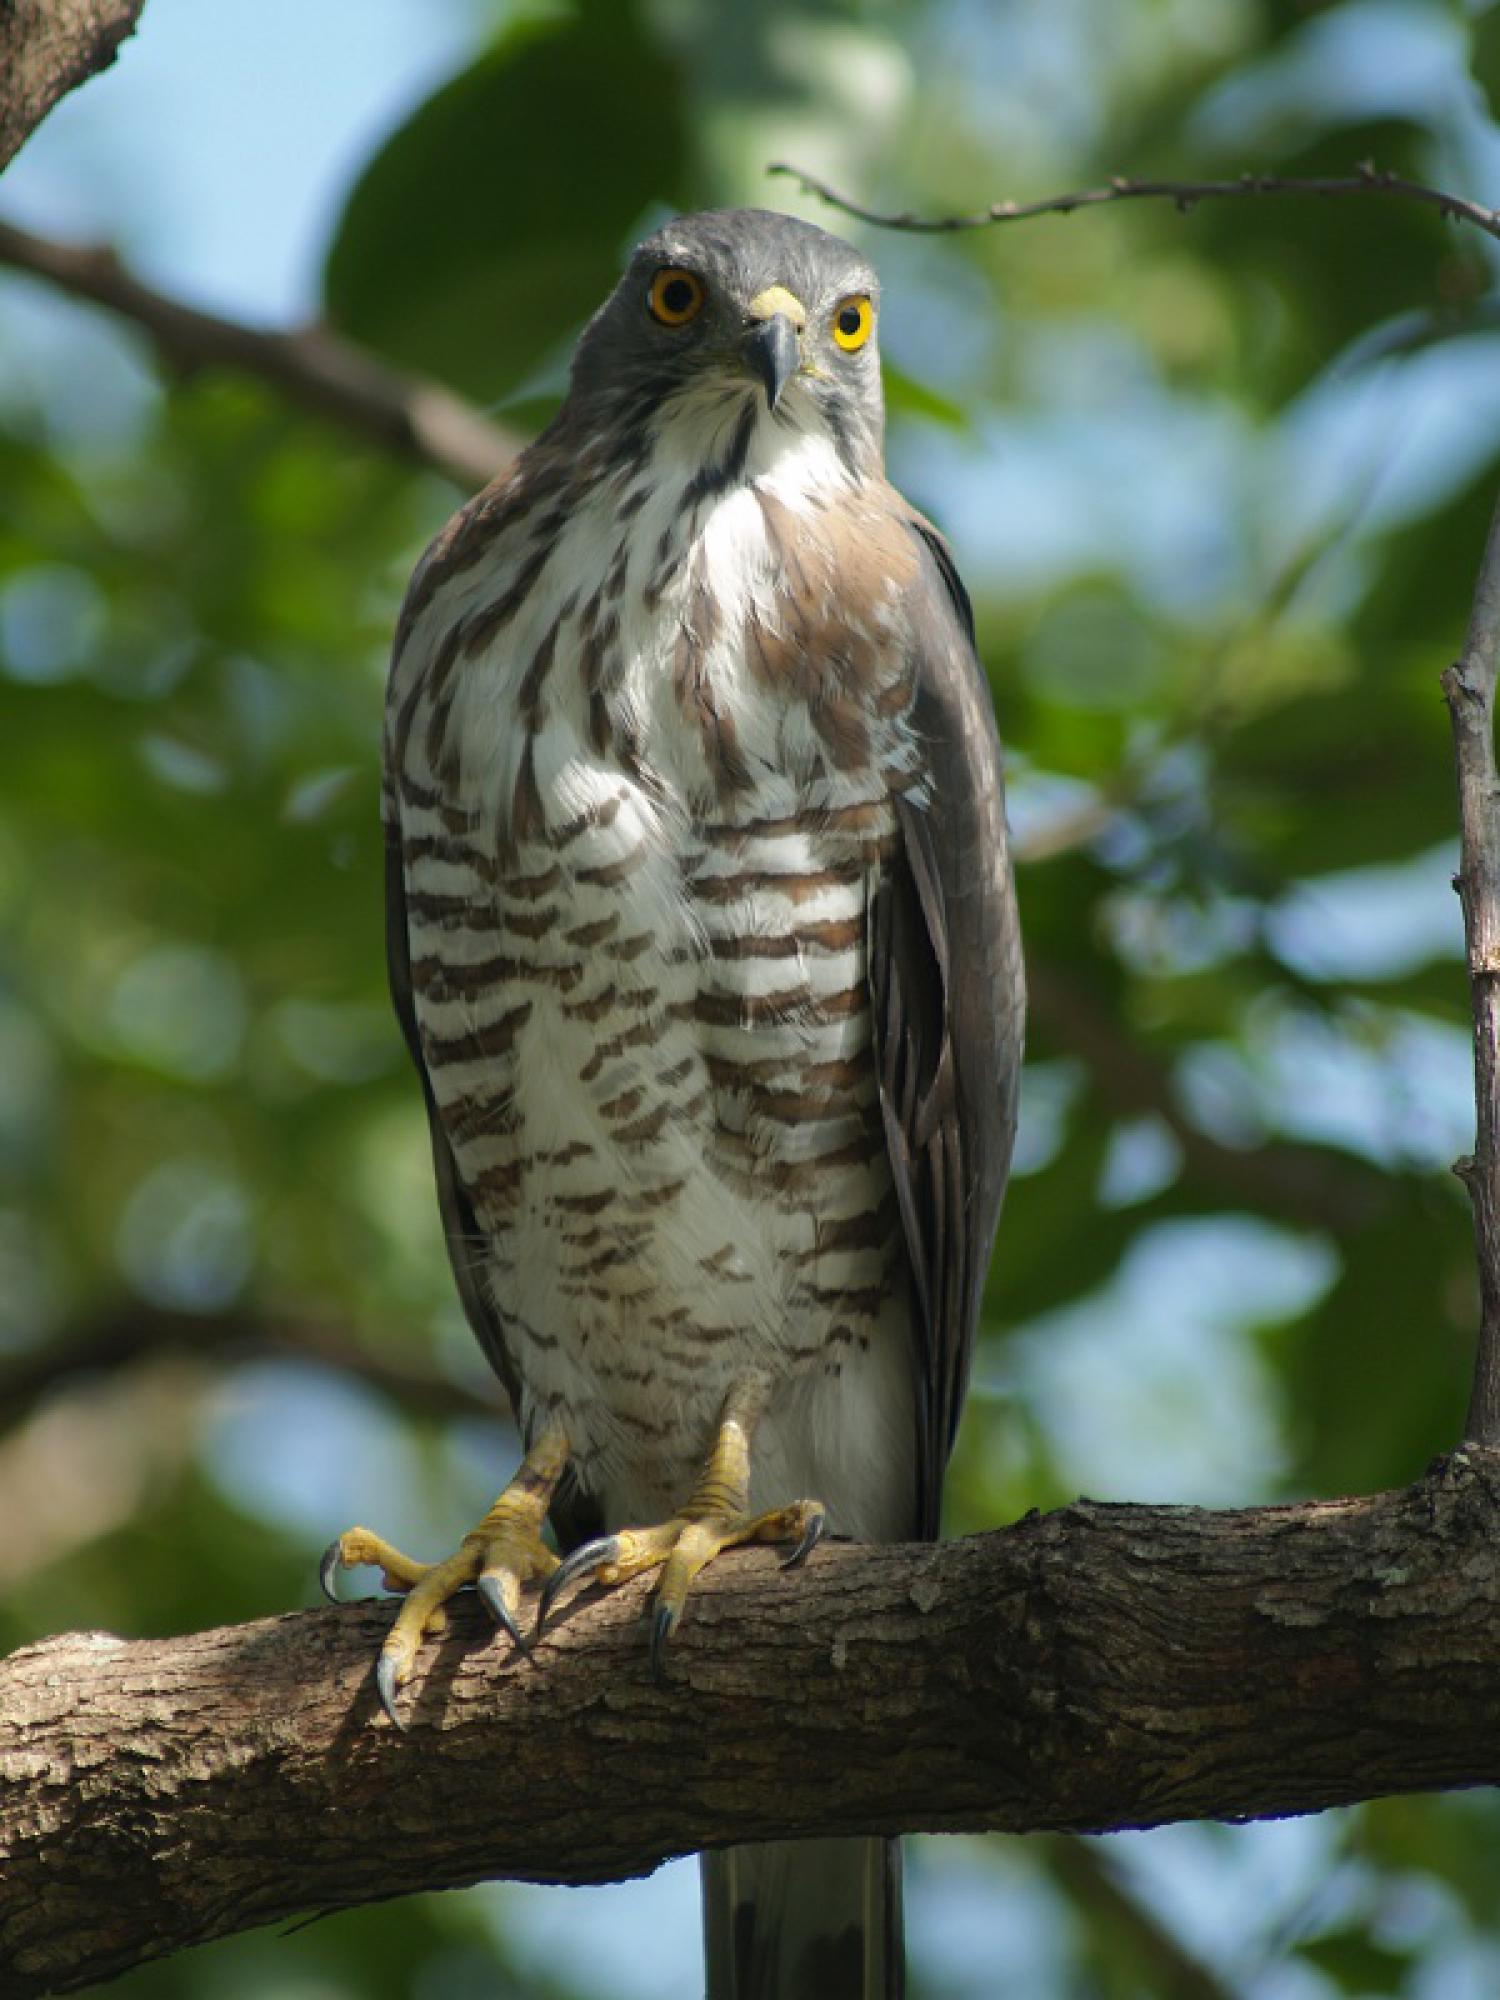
[831,294,873,351]
[648,266,706,326]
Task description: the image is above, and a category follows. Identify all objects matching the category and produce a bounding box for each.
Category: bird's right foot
[321,1424,569,1727]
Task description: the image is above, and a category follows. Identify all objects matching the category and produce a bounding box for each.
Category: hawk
[324,207,1024,1998]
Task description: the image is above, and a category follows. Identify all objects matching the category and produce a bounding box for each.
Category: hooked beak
[743,285,806,412]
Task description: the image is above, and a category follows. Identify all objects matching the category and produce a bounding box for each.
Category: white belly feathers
[388,406,919,1528]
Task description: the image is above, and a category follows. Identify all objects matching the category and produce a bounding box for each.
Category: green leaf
[882,361,967,429]
[1299,1924,1414,1993]
[323,0,690,403]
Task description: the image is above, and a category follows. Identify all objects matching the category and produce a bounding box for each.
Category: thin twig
[769,160,1500,247]
[1445,498,1500,1447]
[0,218,518,490]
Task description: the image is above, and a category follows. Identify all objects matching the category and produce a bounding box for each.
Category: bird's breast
[389,441,927,1504]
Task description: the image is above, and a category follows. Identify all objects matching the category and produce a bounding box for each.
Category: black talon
[477,1573,529,1653]
[536,1534,620,1635]
[374,1651,408,1732]
[781,1507,826,1570]
[649,1601,677,1683]
[319,1540,344,1604]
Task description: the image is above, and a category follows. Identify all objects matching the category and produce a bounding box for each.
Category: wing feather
[870,516,1026,1539]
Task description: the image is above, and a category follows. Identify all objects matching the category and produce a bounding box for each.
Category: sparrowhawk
[324,206,1025,1999]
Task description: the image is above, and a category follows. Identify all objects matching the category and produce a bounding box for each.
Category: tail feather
[702,1836,903,1998]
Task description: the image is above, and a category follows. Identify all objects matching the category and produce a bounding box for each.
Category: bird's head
[568,207,884,475]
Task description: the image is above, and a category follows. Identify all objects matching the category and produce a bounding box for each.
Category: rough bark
[7,1454,1500,1996]
[0,0,145,176]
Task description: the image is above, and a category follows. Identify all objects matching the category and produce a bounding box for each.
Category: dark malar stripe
[681,398,757,510]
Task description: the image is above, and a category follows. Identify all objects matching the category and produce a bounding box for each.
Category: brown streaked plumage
[327,207,1025,2000]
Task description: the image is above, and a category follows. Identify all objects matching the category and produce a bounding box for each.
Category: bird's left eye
[831,295,873,352]
[648,267,706,326]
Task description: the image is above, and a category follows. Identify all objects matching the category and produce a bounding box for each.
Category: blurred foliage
[6,0,1500,1994]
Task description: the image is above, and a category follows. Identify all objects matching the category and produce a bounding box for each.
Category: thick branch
[8,1454,1500,1995]
[769,159,1500,246]
[0,219,518,489]
[1447,496,1500,1444]
[0,0,144,175]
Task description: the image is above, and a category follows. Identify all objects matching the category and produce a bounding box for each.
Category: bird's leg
[538,1382,824,1676]
[321,1424,568,1726]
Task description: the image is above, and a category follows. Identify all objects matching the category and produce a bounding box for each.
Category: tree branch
[1027,964,1388,1234]
[1446,496,1500,1445]
[0,1299,497,1435]
[8,1454,1500,1995]
[768,159,1500,246]
[0,0,145,176]
[0,218,518,490]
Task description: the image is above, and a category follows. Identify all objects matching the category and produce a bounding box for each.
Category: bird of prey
[323,206,1024,1998]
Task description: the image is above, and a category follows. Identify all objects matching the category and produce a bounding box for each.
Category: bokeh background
[4,0,1500,1993]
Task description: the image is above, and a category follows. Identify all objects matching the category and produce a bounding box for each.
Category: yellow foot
[321,1426,567,1728]
[536,1384,825,1679]
[538,1501,824,1677]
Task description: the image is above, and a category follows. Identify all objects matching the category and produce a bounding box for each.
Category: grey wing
[869,518,1026,1540]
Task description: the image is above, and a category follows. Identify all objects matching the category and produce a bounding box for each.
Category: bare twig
[0,219,518,489]
[1446,498,1500,1446]
[0,0,144,176]
[769,159,1500,247]
[8,1456,1500,1995]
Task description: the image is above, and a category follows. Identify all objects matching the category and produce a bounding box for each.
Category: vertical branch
[0,1,145,174]
[1446,493,1500,1447]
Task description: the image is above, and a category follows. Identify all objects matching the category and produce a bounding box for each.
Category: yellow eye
[831,295,873,352]
[648,267,706,326]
